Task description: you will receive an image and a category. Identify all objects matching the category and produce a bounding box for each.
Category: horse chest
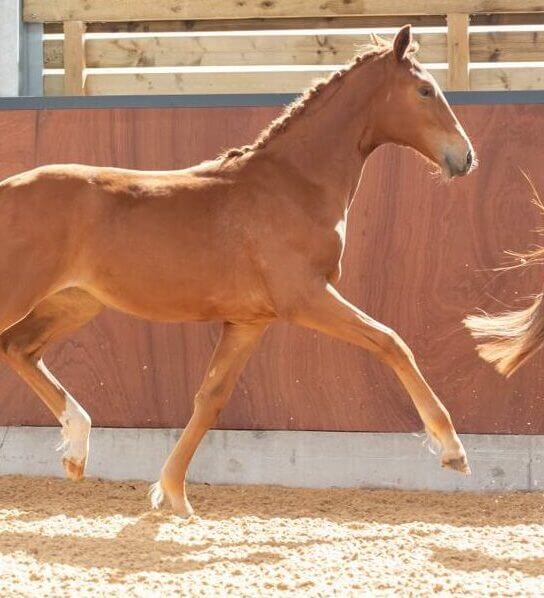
[298,218,347,282]
[327,219,347,282]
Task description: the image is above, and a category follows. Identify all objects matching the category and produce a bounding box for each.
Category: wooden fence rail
[22,1,544,22]
[43,33,448,68]
[22,1,544,95]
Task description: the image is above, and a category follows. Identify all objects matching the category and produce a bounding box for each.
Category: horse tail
[464,293,544,377]
[149,480,165,509]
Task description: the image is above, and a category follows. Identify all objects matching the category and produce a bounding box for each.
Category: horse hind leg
[0,288,104,480]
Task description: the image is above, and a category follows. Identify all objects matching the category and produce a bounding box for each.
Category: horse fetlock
[63,456,87,481]
[442,451,471,475]
[168,491,194,518]
[424,426,470,475]
[58,398,91,480]
[441,441,470,475]
[156,470,194,517]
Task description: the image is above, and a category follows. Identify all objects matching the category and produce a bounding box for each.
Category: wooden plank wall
[22,1,544,22]
[22,0,544,95]
[1,102,544,434]
[40,25,544,95]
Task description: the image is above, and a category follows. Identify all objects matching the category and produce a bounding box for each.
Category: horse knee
[194,384,229,423]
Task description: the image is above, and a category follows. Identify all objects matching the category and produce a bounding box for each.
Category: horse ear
[393,24,412,61]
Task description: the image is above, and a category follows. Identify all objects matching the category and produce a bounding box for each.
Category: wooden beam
[63,21,86,95]
[44,15,446,34]
[43,69,448,95]
[470,30,544,62]
[472,12,544,25]
[44,33,447,69]
[471,66,544,90]
[45,29,544,69]
[447,13,470,91]
[45,70,335,96]
[24,1,544,23]
[44,13,544,34]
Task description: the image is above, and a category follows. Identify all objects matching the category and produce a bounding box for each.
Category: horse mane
[219,39,413,161]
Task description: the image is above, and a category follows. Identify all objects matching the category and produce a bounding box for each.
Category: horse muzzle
[443,146,476,178]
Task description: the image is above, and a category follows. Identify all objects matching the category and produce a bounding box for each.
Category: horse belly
[89,278,268,323]
[67,175,274,322]
[83,242,273,323]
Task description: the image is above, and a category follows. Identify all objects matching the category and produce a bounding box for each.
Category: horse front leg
[152,320,268,516]
[291,283,469,474]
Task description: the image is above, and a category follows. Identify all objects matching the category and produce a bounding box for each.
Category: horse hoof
[151,479,194,517]
[63,457,86,481]
[169,494,194,518]
[442,453,471,475]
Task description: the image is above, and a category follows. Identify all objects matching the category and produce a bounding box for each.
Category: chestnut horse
[0,26,474,515]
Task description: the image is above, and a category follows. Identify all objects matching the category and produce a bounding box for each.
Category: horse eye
[418,87,433,98]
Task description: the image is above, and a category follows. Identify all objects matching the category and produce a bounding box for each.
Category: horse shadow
[1,475,544,578]
[0,510,342,577]
[431,546,544,578]
[0,495,352,578]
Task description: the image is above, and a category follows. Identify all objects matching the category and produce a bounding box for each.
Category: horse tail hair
[464,171,544,377]
[149,480,165,509]
[464,293,544,377]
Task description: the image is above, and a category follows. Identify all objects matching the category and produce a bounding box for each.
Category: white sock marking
[58,396,91,464]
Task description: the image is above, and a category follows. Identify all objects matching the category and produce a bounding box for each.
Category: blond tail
[464,294,544,377]
[149,480,165,509]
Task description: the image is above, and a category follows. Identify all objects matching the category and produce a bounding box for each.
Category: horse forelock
[219,43,395,161]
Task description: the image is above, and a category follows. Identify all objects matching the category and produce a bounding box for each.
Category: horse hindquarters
[0,173,107,479]
[0,178,77,334]
[0,288,104,479]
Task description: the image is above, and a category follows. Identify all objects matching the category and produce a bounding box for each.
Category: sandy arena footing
[0,476,543,596]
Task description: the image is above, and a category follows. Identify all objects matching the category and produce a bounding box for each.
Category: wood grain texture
[41,13,544,34]
[471,30,544,62]
[43,69,448,96]
[44,32,446,69]
[470,67,544,90]
[23,0,544,23]
[447,14,470,91]
[43,16,447,34]
[1,103,544,434]
[63,21,86,95]
[43,71,337,96]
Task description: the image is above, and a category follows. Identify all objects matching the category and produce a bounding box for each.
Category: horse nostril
[466,150,473,169]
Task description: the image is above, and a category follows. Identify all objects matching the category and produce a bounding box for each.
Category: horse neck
[258,59,384,212]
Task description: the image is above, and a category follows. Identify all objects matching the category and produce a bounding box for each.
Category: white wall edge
[0,427,542,492]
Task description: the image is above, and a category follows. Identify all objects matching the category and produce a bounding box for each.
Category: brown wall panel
[0,104,544,433]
